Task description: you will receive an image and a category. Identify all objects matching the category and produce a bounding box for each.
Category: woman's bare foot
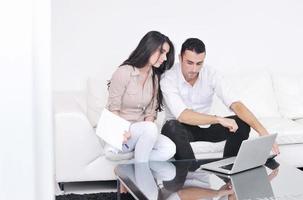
[120,184,128,193]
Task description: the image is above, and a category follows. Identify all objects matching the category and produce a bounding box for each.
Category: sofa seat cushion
[105,151,134,161]
[191,141,226,154]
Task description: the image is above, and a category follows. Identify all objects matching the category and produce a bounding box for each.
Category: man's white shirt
[160,63,238,128]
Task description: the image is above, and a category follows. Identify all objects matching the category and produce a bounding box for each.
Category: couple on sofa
[106,30,280,163]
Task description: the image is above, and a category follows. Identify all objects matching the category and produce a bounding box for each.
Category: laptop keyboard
[220,163,234,170]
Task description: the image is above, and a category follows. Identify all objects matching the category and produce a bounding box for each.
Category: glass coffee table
[115,158,303,200]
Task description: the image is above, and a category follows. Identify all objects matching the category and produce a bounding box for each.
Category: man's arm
[230,101,280,154]
[177,109,218,125]
[177,184,233,200]
[178,109,238,132]
[230,101,268,135]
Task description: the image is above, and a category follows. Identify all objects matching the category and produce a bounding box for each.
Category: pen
[123,143,129,149]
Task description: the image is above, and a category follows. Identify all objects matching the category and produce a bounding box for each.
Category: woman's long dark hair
[121,31,175,111]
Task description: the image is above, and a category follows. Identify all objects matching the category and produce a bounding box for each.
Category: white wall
[0,0,36,198]
[0,0,54,200]
[33,0,54,199]
[53,0,303,91]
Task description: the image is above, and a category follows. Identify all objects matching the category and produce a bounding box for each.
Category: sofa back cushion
[87,78,109,127]
[272,73,303,119]
[211,69,281,118]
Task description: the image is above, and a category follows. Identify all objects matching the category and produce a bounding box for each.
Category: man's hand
[217,182,234,196]
[268,167,279,181]
[123,131,131,143]
[230,102,281,155]
[272,142,280,155]
[217,117,238,133]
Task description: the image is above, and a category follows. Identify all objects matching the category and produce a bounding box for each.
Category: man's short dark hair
[181,38,206,57]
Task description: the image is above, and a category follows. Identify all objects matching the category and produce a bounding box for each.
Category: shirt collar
[131,66,153,77]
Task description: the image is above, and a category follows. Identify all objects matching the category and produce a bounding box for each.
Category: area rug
[56,192,135,200]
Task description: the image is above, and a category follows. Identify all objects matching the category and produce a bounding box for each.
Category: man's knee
[161,120,182,135]
[161,120,189,141]
[234,116,250,139]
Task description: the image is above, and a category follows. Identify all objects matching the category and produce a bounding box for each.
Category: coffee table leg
[117,179,121,200]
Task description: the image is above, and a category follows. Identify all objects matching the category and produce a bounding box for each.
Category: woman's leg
[149,161,176,181]
[126,121,158,163]
[149,134,176,161]
[134,163,159,200]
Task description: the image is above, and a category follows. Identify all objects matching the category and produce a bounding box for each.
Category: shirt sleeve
[211,68,240,109]
[160,75,188,119]
[144,80,158,120]
[107,67,131,112]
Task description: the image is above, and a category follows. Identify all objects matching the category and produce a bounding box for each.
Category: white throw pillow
[86,77,108,127]
[272,74,303,119]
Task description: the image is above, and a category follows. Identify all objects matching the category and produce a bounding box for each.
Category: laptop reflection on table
[230,166,274,200]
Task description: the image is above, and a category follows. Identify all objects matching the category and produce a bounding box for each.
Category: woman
[105,31,176,163]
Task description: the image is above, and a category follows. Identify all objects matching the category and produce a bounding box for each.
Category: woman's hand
[123,131,131,143]
[144,116,155,122]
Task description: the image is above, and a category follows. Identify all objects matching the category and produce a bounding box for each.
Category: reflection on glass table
[115,158,303,200]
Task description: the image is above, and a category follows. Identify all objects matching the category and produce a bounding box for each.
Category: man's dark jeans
[161,115,250,160]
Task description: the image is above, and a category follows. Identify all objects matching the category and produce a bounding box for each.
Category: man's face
[180,50,206,82]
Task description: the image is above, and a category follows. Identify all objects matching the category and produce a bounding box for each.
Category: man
[160,38,280,160]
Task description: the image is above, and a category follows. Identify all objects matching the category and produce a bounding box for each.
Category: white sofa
[55,68,303,185]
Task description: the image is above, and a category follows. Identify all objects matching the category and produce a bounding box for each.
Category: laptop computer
[200,134,277,174]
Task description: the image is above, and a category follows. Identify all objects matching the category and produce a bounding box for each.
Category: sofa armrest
[55,111,104,182]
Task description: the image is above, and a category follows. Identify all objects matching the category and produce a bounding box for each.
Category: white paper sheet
[96,108,131,151]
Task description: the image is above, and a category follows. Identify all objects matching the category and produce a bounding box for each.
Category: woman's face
[149,42,170,68]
